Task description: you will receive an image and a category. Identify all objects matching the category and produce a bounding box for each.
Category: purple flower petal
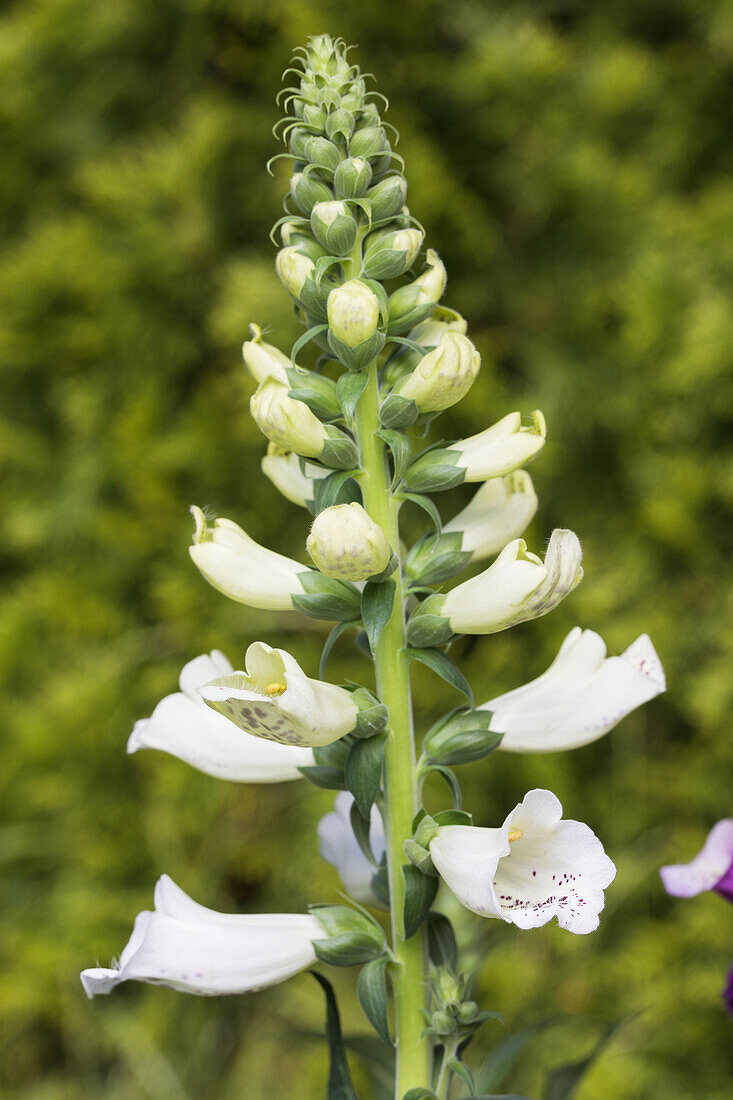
[660,820,733,899]
[723,963,733,1018]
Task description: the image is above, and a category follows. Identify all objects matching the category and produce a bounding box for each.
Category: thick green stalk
[354,361,431,1096]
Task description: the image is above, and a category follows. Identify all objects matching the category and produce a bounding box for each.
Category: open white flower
[442,529,583,635]
[480,628,665,752]
[81,875,323,998]
[318,792,386,905]
[261,446,328,508]
[429,789,616,934]
[452,411,546,481]
[128,651,314,780]
[198,641,358,748]
[443,472,538,562]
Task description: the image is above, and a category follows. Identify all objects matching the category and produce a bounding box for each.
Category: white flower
[451,411,546,481]
[127,651,314,781]
[443,472,538,562]
[429,789,616,934]
[276,246,316,297]
[198,641,358,748]
[189,506,306,610]
[261,446,328,508]
[441,529,583,634]
[327,279,380,346]
[318,792,386,905]
[408,306,466,347]
[241,324,291,385]
[250,378,329,458]
[80,875,323,998]
[393,332,480,414]
[480,628,666,753]
[307,502,392,582]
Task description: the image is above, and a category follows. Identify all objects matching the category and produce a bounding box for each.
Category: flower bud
[279,220,327,260]
[307,503,392,582]
[387,249,447,333]
[333,156,373,198]
[409,306,467,347]
[325,107,356,143]
[290,171,333,214]
[275,246,316,298]
[327,280,386,370]
[349,125,389,159]
[304,136,342,173]
[250,379,358,469]
[261,445,328,508]
[302,104,327,129]
[362,228,424,280]
[310,200,358,255]
[242,324,290,385]
[366,175,408,222]
[380,333,480,427]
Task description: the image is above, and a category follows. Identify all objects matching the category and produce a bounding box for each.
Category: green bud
[430,1010,456,1035]
[288,126,311,159]
[305,136,342,173]
[349,125,389,159]
[302,104,327,129]
[310,200,358,255]
[405,594,453,647]
[275,246,316,298]
[387,249,447,333]
[457,1001,479,1024]
[334,156,373,198]
[279,220,328,260]
[422,708,501,766]
[362,228,424,280]
[307,502,392,582]
[339,86,365,112]
[290,170,333,214]
[326,107,356,143]
[366,175,408,222]
[434,966,463,1005]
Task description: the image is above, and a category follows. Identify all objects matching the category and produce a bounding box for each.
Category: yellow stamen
[264,682,287,697]
[508,829,524,843]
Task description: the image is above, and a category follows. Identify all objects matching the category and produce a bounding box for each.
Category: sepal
[362,228,424,280]
[286,366,341,421]
[402,447,465,493]
[327,328,386,371]
[290,170,334,214]
[422,708,502,766]
[334,156,373,197]
[379,392,420,429]
[350,687,390,738]
[293,570,362,621]
[320,428,360,470]
[404,532,473,587]
[310,904,387,966]
[404,595,453,647]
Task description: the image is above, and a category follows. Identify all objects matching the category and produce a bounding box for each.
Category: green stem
[355,360,431,1096]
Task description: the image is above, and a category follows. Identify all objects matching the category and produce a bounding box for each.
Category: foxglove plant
[82,35,667,1098]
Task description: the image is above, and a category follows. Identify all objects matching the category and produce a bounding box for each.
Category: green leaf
[403,864,439,938]
[309,973,358,1100]
[404,647,474,705]
[361,277,390,324]
[291,323,330,365]
[320,620,357,680]
[475,1020,560,1093]
[434,809,472,826]
[314,470,361,513]
[345,731,387,818]
[403,1091,438,1100]
[361,579,396,654]
[350,797,377,864]
[544,1017,632,1100]
[422,763,463,809]
[398,491,442,532]
[376,428,413,487]
[426,912,458,969]
[313,933,385,967]
[448,1058,475,1094]
[298,765,348,791]
[357,957,393,1046]
[337,371,369,423]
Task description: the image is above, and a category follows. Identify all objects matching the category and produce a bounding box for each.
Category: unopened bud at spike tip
[275,247,316,298]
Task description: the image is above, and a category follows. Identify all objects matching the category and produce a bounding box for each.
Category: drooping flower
[661,820,733,904]
[80,875,324,998]
[260,446,328,509]
[241,324,290,385]
[198,641,359,748]
[443,472,538,562]
[479,628,665,753]
[250,378,357,469]
[127,651,314,781]
[429,789,616,934]
[318,792,386,905]
[307,502,392,582]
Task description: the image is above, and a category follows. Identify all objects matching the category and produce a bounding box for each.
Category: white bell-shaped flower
[261,446,328,508]
[250,378,329,458]
[242,324,291,385]
[429,789,616,934]
[443,472,538,562]
[81,875,323,998]
[189,506,305,610]
[451,411,546,481]
[198,641,358,748]
[393,332,480,414]
[128,651,314,781]
[441,529,583,634]
[480,628,665,752]
[318,792,386,905]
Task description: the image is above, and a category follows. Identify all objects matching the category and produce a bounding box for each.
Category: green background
[2,1,732,1097]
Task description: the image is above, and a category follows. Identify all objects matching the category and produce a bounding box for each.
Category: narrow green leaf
[544,1017,633,1100]
[338,370,369,423]
[361,277,390,324]
[361,579,396,654]
[426,912,458,970]
[448,1058,475,1094]
[398,491,442,532]
[423,763,463,809]
[376,428,413,487]
[404,647,474,705]
[291,323,329,365]
[403,864,439,938]
[350,797,376,864]
[345,731,387,818]
[434,809,472,827]
[309,972,358,1100]
[357,957,393,1047]
[475,1020,560,1092]
[403,1090,438,1100]
[314,470,361,513]
[298,765,348,791]
[320,621,357,680]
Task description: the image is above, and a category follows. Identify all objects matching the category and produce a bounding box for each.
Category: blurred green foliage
[1,1,732,1097]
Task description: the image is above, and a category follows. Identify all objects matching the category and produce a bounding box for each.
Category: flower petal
[429,824,509,918]
[661,819,733,898]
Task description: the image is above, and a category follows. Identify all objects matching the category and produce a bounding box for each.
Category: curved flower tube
[128,651,314,781]
[442,529,582,634]
[80,875,323,998]
[429,789,616,934]
[318,792,386,905]
[198,641,359,748]
[242,323,291,385]
[261,446,328,508]
[443,472,538,562]
[452,410,546,481]
[661,820,733,903]
[480,628,665,753]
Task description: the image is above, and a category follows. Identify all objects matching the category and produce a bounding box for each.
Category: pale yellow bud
[242,324,290,385]
[275,246,315,297]
[307,503,392,582]
[327,280,380,347]
[414,249,447,301]
[394,332,480,413]
[250,378,327,458]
